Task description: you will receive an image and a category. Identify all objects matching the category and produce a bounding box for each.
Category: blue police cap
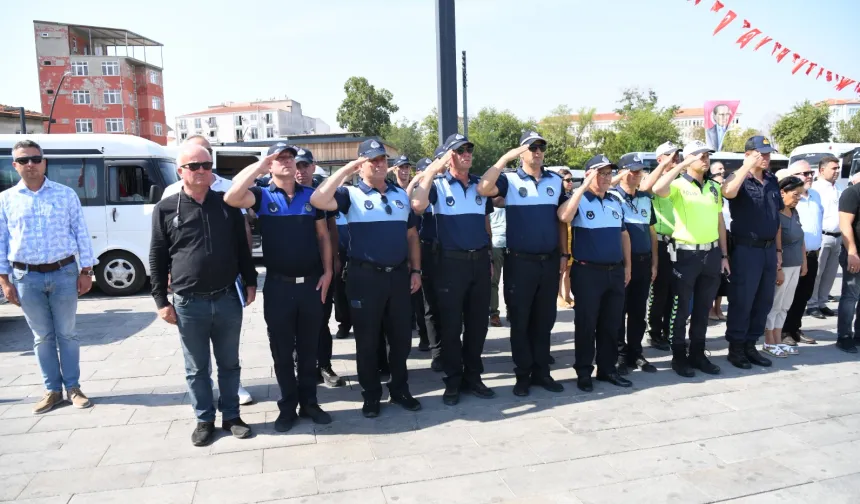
[443,133,473,152]
[267,142,298,157]
[744,135,777,154]
[433,144,447,160]
[416,157,432,172]
[519,130,546,146]
[619,153,647,171]
[295,147,314,165]
[393,155,412,168]
[584,154,618,171]
[358,139,387,159]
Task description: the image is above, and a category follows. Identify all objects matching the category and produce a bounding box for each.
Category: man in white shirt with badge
[808,156,842,319]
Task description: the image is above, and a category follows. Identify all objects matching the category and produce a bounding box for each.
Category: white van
[0,134,178,296]
[788,143,860,189]
[709,151,789,175]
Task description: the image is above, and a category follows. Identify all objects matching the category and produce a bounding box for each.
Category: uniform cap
[584,154,618,171]
[442,133,473,152]
[619,153,647,171]
[393,155,411,168]
[683,140,715,157]
[433,144,447,160]
[655,141,680,157]
[295,147,314,165]
[519,130,546,146]
[267,142,298,157]
[358,139,387,159]
[416,157,432,172]
[744,135,777,154]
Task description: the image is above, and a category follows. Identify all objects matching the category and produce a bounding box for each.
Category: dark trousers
[504,253,560,379]
[784,250,819,334]
[346,265,412,400]
[436,253,491,386]
[670,248,722,346]
[264,275,322,413]
[333,249,352,335]
[573,263,625,377]
[319,284,334,369]
[420,242,442,359]
[412,289,428,343]
[618,254,652,361]
[837,247,860,337]
[726,243,778,343]
[647,240,673,341]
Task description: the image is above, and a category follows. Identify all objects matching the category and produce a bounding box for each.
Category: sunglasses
[712,172,725,178]
[563,178,573,183]
[181,161,214,172]
[528,143,548,152]
[379,195,393,215]
[801,171,814,177]
[14,156,43,165]
[455,145,475,155]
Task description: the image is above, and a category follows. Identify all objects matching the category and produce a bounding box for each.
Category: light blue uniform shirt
[490,207,506,248]
[795,189,824,252]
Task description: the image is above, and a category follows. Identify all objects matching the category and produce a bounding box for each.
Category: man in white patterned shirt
[0,139,96,414]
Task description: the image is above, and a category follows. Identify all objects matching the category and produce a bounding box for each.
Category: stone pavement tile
[263,440,374,472]
[712,387,790,411]
[68,482,195,504]
[524,429,639,464]
[777,417,859,448]
[603,442,723,480]
[382,472,516,504]
[701,428,811,464]
[0,384,42,401]
[369,426,477,458]
[468,416,570,446]
[64,422,171,446]
[0,416,39,435]
[0,430,72,456]
[193,469,317,504]
[89,361,171,381]
[501,457,625,497]
[780,394,860,422]
[0,473,34,501]
[697,406,808,435]
[99,437,212,466]
[29,409,132,433]
[315,455,431,493]
[78,346,116,362]
[7,496,73,504]
[259,487,386,504]
[415,404,505,430]
[613,415,730,449]
[718,480,856,504]
[553,406,657,435]
[573,474,711,504]
[126,404,193,425]
[0,444,107,476]
[498,494,583,504]
[110,375,187,393]
[678,458,810,501]
[423,439,541,479]
[209,415,314,455]
[145,449,262,485]
[776,440,860,480]
[313,413,418,444]
[636,395,735,422]
[19,462,151,499]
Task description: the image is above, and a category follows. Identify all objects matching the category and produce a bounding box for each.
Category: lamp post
[47,71,71,133]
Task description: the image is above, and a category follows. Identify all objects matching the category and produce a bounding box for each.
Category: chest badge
[518,187,528,198]
[640,209,647,217]
[393,199,404,209]
[304,203,313,213]
[267,202,279,213]
[475,195,482,205]
[364,200,374,210]
[709,185,719,204]
[612,210,620,219]
[446,195,455,206]
[546,187,555,197]
[586,210,595,220]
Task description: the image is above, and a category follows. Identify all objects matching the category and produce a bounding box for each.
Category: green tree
[836,113,860,143]
[539,105,596,168]
[690,126,706,142]
[335,76,399,136]
[382,120,424,161]
[720,127,762,152]
[770,101,831,154]
[419,109,440,158]
[600,88,681,162]
[467,108,535,174]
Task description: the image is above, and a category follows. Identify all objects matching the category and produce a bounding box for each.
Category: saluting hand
[258,151,280,175]
[742,152,762,171]
[344,157,367,175]
[498,145,530,166]
[581,169,599,189]
[317,271,333,303]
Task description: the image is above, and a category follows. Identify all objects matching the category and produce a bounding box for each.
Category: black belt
[632,253,652,262]
[267,271,317,284]
[657,234,672,244]
[183,285,231,299]
[505,250,556,261]
[824,231,842,237]
[12,255,76,273]
[574,260,623,271]
[352,260,407,273]
[440,247,489,261]
[732,236,775,248]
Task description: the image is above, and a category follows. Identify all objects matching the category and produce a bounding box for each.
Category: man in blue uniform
[332,207,352,340]
[477,130,567,396]
[412,133,495,405]
[224,142,334,432]
[608,154,658,375]
[311,140,423,417]
[559,155,632,392]
[722,136,782,369]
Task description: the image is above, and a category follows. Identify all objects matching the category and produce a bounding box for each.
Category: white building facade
[826,99,860,138]
[574,107,743,147]
[174,99,330,145]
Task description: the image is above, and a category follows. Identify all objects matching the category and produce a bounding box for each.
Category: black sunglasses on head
[14,156,43,165]
[379,194,393,215]
[181,161,214,172]
[528,143,548,152]
[455,145,475,155]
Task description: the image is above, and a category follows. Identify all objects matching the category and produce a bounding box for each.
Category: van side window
[46,158,103,206]
[108,163,153,203]
[0,157,18,192]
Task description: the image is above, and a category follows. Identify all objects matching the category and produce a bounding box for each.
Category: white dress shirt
[812,178,841,233]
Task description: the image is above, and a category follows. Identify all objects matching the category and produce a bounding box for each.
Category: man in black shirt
[837,183,860,353]
[150,144,258,447]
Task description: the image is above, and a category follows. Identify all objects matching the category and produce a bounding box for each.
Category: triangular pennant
[711,0,725,12]
[771,42,782,56]
[713,10,738,35]
[742,20,751,29]
[836,77,856,91]
[775,47,791,63]
[826,71,833,82]
[806,63,818,76]
[817,68,825,80]
[792,58,809,75]
[736,29,762,49]
[753,36,773,51]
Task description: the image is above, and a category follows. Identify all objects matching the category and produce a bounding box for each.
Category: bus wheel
[95,251,146,296]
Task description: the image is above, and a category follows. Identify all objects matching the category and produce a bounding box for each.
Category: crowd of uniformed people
[146,131,860,447]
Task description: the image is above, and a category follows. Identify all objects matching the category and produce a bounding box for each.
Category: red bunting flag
[792,57,808,75]
[826,71,833,82]
[775,47,790,63]
[713,10,737,35]
[836,77,856,91]
[817,68,825,80]
[771,42,782,56]
[736,29,761,48]
[753,36,772,51]
[742,19,751,29]
[711,0,725,12]
[855,83,860,93]
[806,63,817,76]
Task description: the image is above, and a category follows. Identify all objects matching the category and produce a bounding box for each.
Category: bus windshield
[157,159,179,185]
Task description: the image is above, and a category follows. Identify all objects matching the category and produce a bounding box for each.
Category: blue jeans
[12,262,81,392]
[174,289,243,422]
[837,247,860,338]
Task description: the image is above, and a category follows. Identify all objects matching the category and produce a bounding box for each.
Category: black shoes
[362,399,381,418]
[390,392,422,411]
[649,335,671,351]
[744,341,772,367]
[430,357,444,373]
[463,379,496,399]
[632,356,658,373]
[443,382,460,405]
[319,366,346,388]
[513,377,530,397]
[671,346,695,378]
[689,350,721,375]
[299,404,333,424]
[222,417,252,439]
[836,337,858,354]
[548,355,556,365]
[335,329,350,339]
[727,342,752,369]
[274,412,298,432]
[807,308,826,319]
[577,376,594,392]
[191,421,215,446]
[595,371,632,388]
[532,374,564,393]
[616,356,630,376]
[820,306,837,317]
[418,340,430,352]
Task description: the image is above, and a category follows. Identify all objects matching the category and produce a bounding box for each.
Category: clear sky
[3,0,859,133]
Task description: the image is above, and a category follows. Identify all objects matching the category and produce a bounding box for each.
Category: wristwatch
[80,269,95,277]
[411,269,423,275]
[561,253,571,258]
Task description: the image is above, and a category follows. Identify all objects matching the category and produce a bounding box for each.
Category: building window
[154,123,163,136]
[849,108,860,118]
[207,117,217,128]
[101,61,120,76]
[250,113,257,122]
[71,61,88,76]
[194,118,202,129]
[72,90,90,105]
[152,97,162,110]
[105,118,124,133]
[234,115,244,126]
[75,119,93,133]
[149,71,160,85]
[180,132,188,141]
[209,130,216,138]
[264,112,273,124]
[249,128,259,140]
[266,126,274,138]
[179,119,187,130]
[103,90,121,105]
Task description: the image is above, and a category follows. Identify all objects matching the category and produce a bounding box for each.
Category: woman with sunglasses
[557,168,575,309]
